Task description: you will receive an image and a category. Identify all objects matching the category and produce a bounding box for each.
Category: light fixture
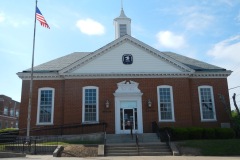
[147,99,152,108]
[105,100,110,108]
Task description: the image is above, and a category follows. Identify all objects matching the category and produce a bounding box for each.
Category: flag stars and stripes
[36,6,50,29]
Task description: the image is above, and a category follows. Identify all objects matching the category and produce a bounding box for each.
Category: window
[15,122,18,129]
[119,24,127,37]
[4,107,8,115]
[198,86,216,121]
[15,110,19,117]
[0,121,2,129]
[82,86,99,123]
[10,108,14,116]
[37,88,55,125]
[157,85,175,122]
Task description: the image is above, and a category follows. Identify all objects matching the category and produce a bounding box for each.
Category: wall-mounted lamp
[147,99,152,108]
[105,100,110,108]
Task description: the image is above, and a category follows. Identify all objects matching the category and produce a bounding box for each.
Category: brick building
[0,95,20,129]
[17,9,232,134]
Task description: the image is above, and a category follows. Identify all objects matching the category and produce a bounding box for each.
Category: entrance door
[119,101,138,134]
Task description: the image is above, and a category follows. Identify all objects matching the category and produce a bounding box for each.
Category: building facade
[17,9,232,134]
[0,95,20,129]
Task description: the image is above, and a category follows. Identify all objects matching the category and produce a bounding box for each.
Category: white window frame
[36,87,55,125]
[157,85,175,122]
[15,110,19,117]
[4,107,8,115]
[198,86,217,121]
[10,108,14,116]
[82,86,99,124]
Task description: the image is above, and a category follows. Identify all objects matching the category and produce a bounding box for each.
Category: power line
[230,62,240,71]
[229,86,240,90]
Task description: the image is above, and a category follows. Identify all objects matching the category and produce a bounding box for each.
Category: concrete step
[105,141,172,156]
[106,133,160,144]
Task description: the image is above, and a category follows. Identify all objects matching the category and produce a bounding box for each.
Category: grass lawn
[179,139,240,156]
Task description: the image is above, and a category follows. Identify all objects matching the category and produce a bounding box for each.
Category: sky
[0,0,240,109]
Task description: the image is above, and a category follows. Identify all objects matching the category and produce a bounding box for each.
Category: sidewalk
[2,155,240,160]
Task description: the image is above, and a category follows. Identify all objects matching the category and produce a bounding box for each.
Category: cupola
[114,8,131,39]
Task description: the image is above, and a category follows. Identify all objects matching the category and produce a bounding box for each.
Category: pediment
[59,35,194,75]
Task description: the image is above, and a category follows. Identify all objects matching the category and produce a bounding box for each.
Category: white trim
[114,80,143,134]
[82,86,99,123]
[36,87,55,125]
[198,86,217,122]
[17,71,231,80]
[157,85,175,122]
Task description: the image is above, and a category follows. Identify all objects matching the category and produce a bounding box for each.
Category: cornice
[17,71,231,80]
[17,72,63,80]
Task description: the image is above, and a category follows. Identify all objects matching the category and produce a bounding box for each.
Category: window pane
[39,89,53,123]
[84,89,97,122]
[200,87,215,120]
[159,87,173,120]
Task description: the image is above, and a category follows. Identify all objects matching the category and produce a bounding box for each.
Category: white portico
[114,80,143,134]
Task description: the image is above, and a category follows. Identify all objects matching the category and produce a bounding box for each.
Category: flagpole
[27,0,38,138]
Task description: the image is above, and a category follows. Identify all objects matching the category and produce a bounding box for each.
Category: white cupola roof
[114,8,131,39]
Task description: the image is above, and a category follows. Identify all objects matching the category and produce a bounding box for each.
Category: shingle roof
[163,52,225,71]
[22,38,225,73]
[24,52,90,72]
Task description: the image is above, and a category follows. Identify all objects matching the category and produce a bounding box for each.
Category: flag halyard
[36,7,50,29]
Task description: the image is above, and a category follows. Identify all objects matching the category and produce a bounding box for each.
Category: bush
[0,128,19,135]
[215,128,235,139]
[171,128,189,140]
[188,127,204,139]
[203,128,216,139]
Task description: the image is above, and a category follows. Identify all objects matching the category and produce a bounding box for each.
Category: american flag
[36,7,50,29]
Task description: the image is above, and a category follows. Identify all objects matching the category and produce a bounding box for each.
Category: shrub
[171,128,189,141]
[203,128,216,139]
[188,127,204,139]
[215,128,235,139]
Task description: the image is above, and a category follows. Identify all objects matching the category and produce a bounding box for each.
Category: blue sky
[0,0,240,109]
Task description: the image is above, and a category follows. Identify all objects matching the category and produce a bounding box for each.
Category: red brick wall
[0,95,20,129]
[19,78,231,134]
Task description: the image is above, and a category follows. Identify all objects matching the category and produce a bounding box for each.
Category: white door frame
[114,80,143,134]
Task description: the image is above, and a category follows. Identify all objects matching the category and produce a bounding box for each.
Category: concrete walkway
[2,155,240,160]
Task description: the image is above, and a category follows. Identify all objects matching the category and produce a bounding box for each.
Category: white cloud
[0,12,6,23]
[76,18,105,36]
[177,6,214,31]
[207,35,240,63]
[183,13,213,30]
[156,31,186,49]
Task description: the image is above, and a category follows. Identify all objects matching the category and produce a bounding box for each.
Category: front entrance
[114,80,143,134]
[120,102,138,134]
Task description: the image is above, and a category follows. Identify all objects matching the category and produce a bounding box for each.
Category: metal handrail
[165,130,171,146]
[104,131,107,145]
[135,134,139,155]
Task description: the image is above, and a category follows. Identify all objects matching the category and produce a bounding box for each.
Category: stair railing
[165,129,171,146]
[104,131,107,145]
[135,133,139,155]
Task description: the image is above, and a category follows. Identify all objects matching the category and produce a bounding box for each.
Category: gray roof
[163,52,225,71]
[23,51,225,73]
[24,52,90,72]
